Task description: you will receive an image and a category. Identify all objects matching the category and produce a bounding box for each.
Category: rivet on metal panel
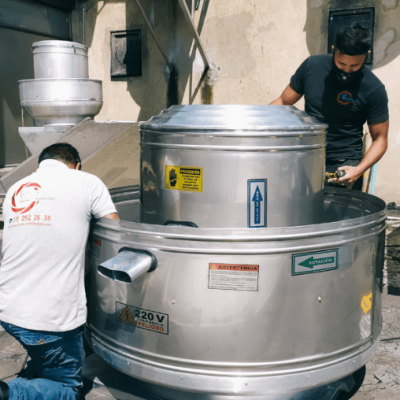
[171,300,176,305]
[318,297,322,303]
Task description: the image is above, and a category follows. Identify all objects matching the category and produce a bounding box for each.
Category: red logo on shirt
[11,182,42,214]
[337,91,357,106]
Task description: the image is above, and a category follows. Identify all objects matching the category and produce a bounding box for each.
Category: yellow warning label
[361,292,373,314]
[165,165,203,192]
[118,306,137,325]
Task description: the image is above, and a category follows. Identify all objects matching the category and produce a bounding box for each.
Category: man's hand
[327,166,363,186]
[328,120,389,187]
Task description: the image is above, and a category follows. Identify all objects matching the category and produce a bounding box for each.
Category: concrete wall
[72,0,400,204]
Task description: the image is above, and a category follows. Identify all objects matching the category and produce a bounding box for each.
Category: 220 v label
[116,301,169,335]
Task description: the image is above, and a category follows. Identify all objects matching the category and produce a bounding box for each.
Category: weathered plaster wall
[72,0,180,122]
[72,0,400,204]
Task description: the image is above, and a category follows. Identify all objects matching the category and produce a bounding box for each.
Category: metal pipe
[97,250,156,283]
[82,6,86,46]
[135,0,173,71]
[177,0,210,71]
[150,0,155,27]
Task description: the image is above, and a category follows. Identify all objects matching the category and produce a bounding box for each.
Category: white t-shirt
[0,160,117,332]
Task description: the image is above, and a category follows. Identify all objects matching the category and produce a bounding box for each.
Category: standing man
[270,23,389,190]
[0,143,119,400]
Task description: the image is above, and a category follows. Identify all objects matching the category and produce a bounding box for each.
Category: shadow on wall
[0,28,39,166]
[304,0,400,69]
[76,0,210,122]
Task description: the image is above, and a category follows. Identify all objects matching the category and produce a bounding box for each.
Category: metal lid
[32,40,88,52]
[139,105,327,133]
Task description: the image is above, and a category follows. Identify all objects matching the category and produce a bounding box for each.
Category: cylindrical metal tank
[86,186,386,400]
[32,40,89,79]
[19,79,103,126]
[140,105,327,228]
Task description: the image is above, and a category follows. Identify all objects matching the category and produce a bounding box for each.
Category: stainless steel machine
[86,105,386,399]
[140,105,326,228]
[18,40,103,155]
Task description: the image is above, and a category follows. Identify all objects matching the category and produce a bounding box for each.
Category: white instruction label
[209,263,259,291]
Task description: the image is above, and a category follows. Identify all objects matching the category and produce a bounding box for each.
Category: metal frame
[135,0,173,71]
[134,0,210,73]
[177,0,210,71]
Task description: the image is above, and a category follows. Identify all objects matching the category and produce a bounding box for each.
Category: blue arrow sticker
[248,180,267,228]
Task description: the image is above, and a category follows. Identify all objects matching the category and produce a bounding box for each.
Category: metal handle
[97,249,156,283]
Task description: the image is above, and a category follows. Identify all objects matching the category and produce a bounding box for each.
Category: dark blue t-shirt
[290,54,389,160]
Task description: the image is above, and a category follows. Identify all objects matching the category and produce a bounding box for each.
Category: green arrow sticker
[293,250,338,275]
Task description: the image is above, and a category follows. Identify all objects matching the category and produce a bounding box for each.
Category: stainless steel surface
[0,0,70,39]
[86,185,386,398]
[32,41,89,79]
[18,125,72,155]
[140,105,327,228]
[0,120,137,195]
[19,79,102,126]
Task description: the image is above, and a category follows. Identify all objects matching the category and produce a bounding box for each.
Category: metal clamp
[97,248,157,283]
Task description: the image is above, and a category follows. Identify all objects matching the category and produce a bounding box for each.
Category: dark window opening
[328,8,375,66]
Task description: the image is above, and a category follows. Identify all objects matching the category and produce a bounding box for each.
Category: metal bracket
[135,0,173,71]
[177,0,210,72]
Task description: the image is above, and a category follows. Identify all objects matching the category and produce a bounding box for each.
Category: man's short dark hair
[39,143,81,167]
[335,23,371,56]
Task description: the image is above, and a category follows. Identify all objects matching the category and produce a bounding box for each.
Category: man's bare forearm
[269,84,302,106]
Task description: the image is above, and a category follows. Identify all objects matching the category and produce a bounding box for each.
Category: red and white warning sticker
[208,263,259,291]
[116,301,169,335]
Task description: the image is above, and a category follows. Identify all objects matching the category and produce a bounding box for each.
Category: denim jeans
[0,321,85,400]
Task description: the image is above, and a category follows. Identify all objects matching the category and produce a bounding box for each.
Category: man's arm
[104,212,119,220]
[269,84,303,105]
[333,120,389,186]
